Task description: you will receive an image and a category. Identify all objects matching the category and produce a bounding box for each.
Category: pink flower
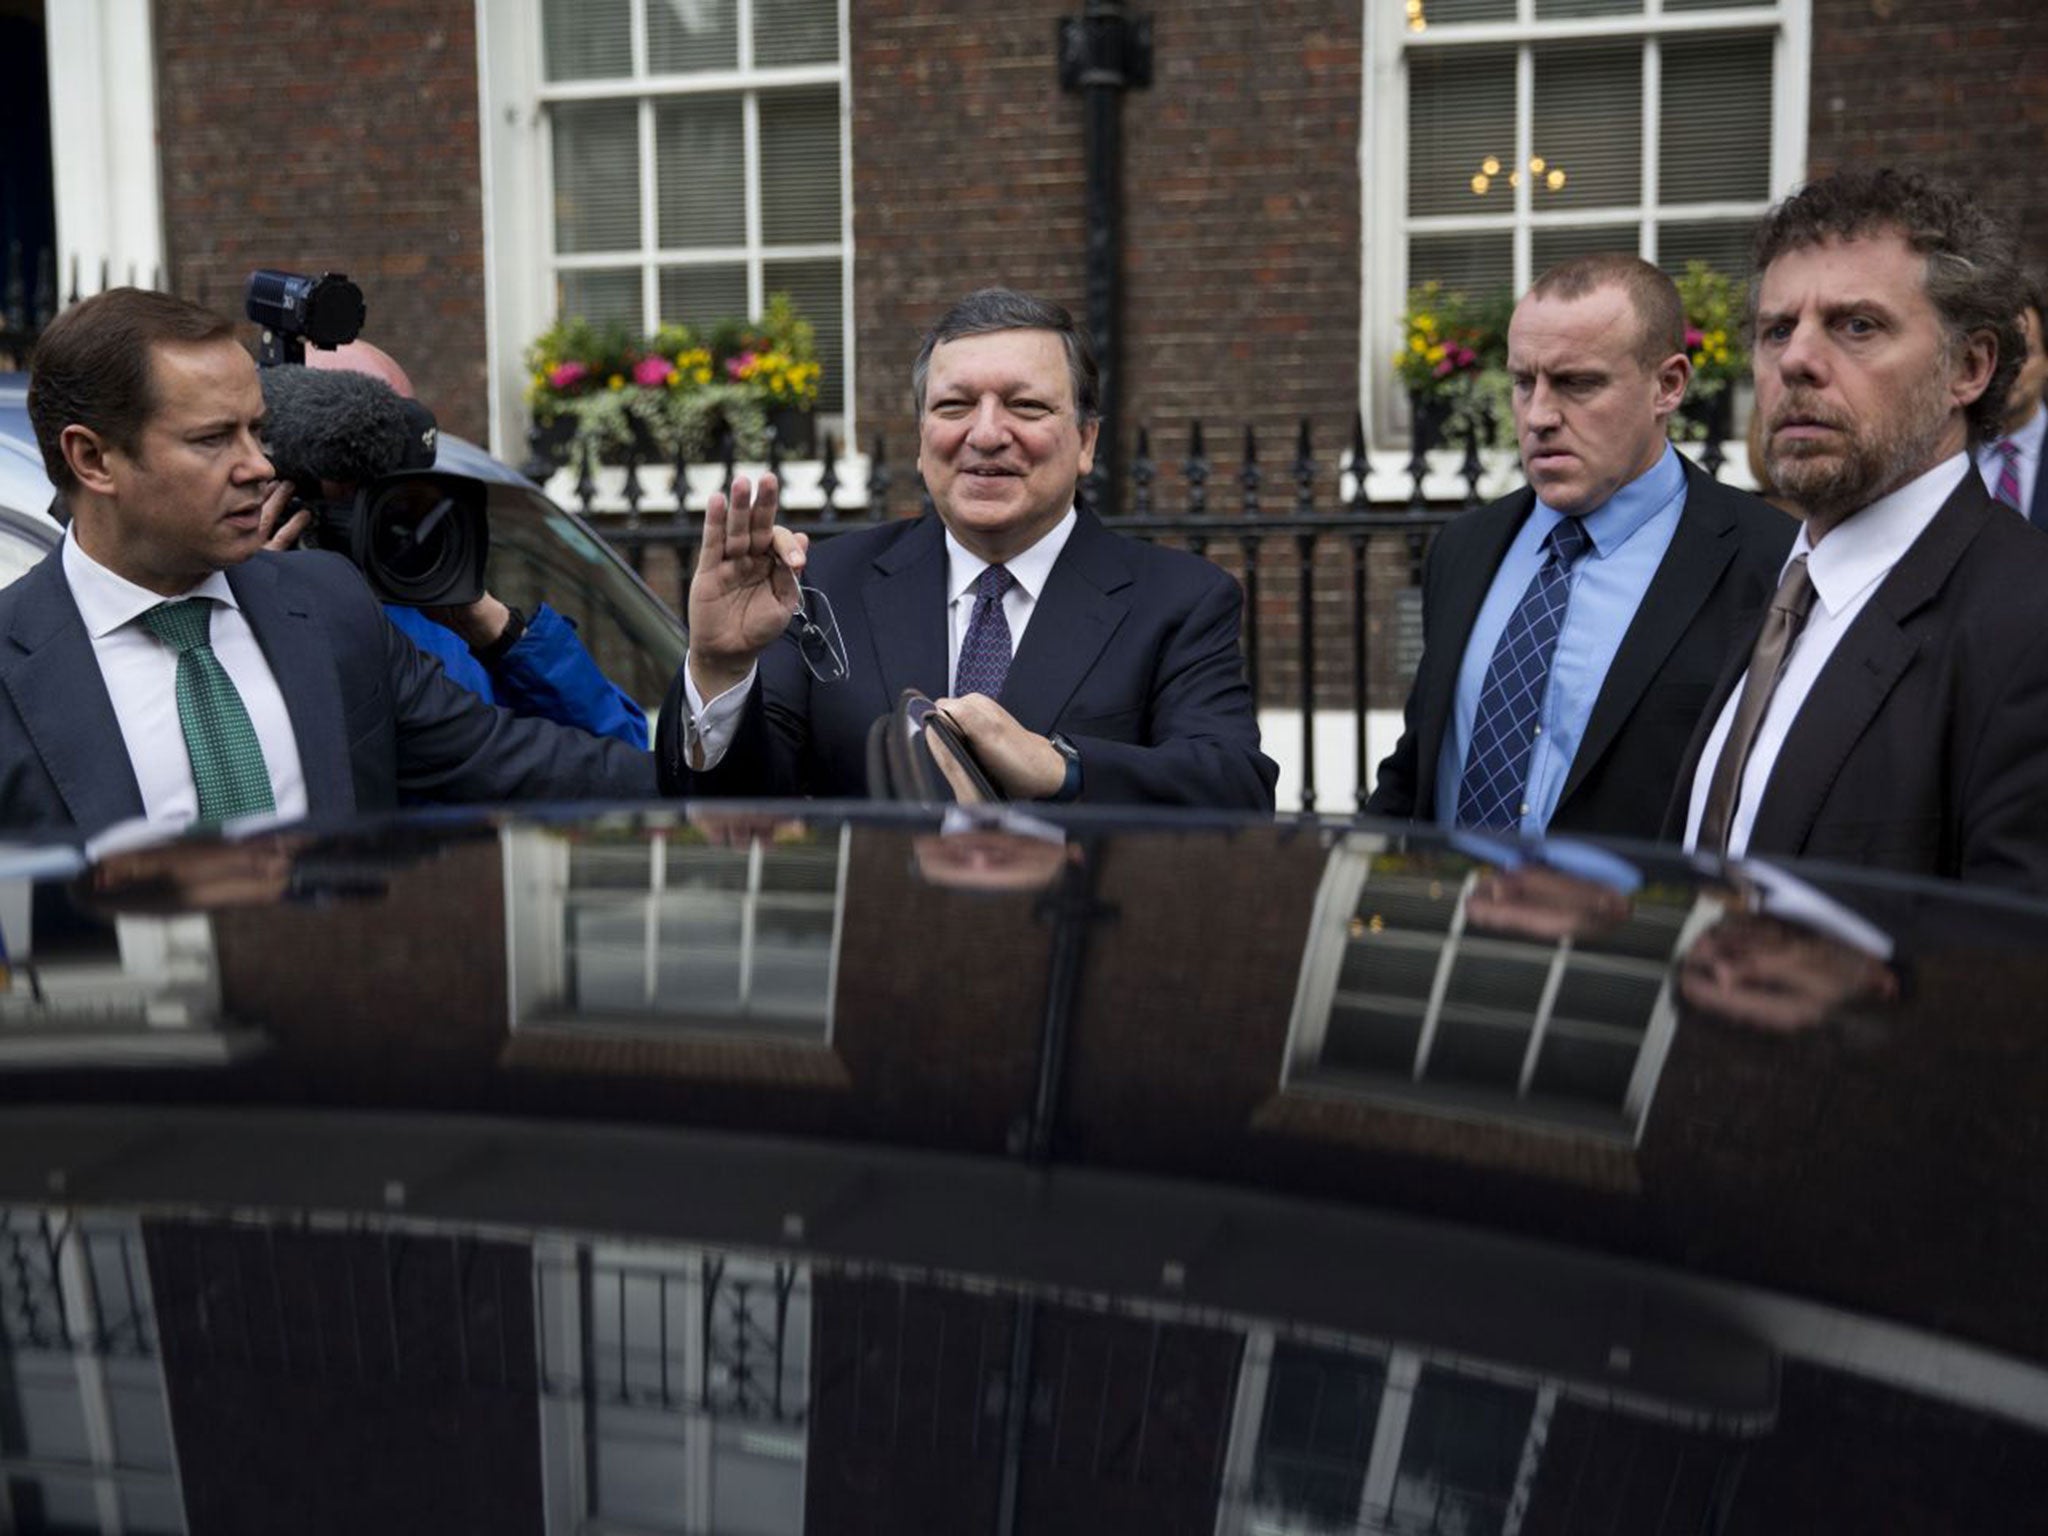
[1685,326,1705,351]
[726,351,758,380]
[632,355,672,388]
[1433,357,1456,378]
[548,361,590,391]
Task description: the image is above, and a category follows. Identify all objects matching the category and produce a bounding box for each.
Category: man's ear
[59,424,120,496]
[1950,327,1996,409]
[1076,416,1100,478]
[1652,351,1693,419]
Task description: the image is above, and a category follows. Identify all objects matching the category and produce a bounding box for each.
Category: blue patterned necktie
[140,598,276,823]
[1455,517,1594,831]
[953,564,1016,698]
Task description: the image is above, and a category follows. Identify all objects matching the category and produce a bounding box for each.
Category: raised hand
[687,473,809,699]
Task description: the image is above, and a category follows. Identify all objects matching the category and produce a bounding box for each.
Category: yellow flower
[608,374,624,390]
[666,368,682,387]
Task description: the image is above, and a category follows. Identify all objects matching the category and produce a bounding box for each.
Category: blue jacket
[384,602,648,749]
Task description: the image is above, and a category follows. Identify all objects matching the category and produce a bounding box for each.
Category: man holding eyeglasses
[662,287,1277,809]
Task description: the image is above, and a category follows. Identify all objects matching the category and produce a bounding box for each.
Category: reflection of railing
[0,1208,156,1358]
[536,1249,807,1424]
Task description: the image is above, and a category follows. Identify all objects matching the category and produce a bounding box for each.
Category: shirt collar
[944,507,1079,606]
[62,525,239,640]
[1530,441,1685,559]
[1792,452,1966,617]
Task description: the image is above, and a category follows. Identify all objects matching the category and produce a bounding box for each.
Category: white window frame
[41,0,166,301]
[502,823,848,1044]
[476,0,857,463]
[1359,0,1812,447]
[1279,838,1716,1143]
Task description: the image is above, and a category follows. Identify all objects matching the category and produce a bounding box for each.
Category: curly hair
[1749,168,2026,446]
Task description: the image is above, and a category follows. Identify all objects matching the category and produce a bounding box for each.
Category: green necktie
[139,599,277,823]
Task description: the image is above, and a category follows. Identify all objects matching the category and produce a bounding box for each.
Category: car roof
[0,374,61,533]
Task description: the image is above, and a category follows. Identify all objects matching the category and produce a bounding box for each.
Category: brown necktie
[1697,555,1816,854]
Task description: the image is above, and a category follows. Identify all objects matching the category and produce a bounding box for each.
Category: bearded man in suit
[1369,253,1792,840]
[1673,169,2048,888]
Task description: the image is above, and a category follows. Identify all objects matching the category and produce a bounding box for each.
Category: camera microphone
[255,367,486,608]
[258,366,427,489]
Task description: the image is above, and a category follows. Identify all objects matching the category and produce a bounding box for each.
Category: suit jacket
[1664,473,2048,889]
[660,511,1277,809]
[1368,460,1794,840]
[0,547,656,838]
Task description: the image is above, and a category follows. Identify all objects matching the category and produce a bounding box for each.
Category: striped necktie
[1990,438,2022,511]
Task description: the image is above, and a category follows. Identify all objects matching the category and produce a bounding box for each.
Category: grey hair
[911,288,1101,424]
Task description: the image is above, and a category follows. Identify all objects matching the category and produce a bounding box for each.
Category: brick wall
[154,0,490,443]
[848,1,1362,483]
[1807,0,2048,260]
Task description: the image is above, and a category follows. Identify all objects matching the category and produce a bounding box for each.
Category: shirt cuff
[679,656,757,770]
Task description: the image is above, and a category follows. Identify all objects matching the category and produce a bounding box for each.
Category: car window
[0,512,57,590]
[481,487,685,710]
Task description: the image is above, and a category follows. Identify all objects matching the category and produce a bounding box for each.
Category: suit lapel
[1749,476,1988,853]
[1,553,146,832]
[227,556,356,816]
[859,516,950,703]
[1412,492,1529,817]
[1561,465,1739,808]
[1002,512,1132,733]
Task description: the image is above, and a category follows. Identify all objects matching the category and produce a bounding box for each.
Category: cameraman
[262,341,647,748]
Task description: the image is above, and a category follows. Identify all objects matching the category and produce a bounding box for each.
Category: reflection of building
[2,1205,2044,1533]
[1284,843,1705,1140]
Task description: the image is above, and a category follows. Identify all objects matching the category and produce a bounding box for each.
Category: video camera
[245,268,490,607]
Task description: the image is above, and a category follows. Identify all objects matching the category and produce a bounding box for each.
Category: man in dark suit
[1672,169,2048,889]
[1368,254,1792,840]
[1974,267,2045,528]
[659,288,1275,809]
[0,288,653,839]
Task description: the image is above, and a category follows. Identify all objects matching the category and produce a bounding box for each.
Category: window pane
[1536,0,1640,17]
[1430,1017,1527,1088]
[553,101,642,254]
[1255,1345,1386,1526]
[1444,951,1549,1015]
[659,264,749,330]
[1666,0,1773,10]
[756,0,839,66]
[1408,47,1514,218]
[1662,33,1773,204]
[1418,0,1517,19]
[544,0,632,81]
[1390,1369,1535,1532]
[1530,1032,1637,1108]
[1325,1003,1424,1075]
[649,0,738,73]
[760,88,842,245]
[1408,232,1512,302]
[558,268,644,333]
[1532,42,1642,210]
[1533,221,1640,276]
[1660,220,1756,284]
[763,257,845,414]
[656,96,745,249]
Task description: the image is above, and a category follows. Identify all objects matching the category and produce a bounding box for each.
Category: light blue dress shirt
[1436,443,1688,836]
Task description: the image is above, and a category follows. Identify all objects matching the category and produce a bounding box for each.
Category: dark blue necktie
[953,564,1016,698]
[1455,517,1594,831]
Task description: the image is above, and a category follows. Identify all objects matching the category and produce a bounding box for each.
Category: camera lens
[355,473,490,607]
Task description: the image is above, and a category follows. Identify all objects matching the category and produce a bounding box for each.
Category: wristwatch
[471,604,528,667]
[1046,732,1083,803]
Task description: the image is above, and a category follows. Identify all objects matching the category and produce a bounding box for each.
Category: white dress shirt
[1976,402,2044,515]
[1682,454,1965,857]
[683,509,1080,770]
[62,530,308,826]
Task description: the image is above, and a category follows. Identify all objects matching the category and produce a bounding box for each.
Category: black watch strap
[1047,732,1083,803]
[471,605,528,667]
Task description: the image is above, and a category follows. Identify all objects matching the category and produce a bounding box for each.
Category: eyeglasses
[789,583,849,683]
